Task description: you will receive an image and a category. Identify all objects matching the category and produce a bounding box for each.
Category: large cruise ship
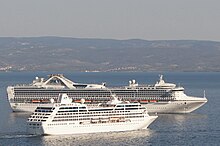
[7,74,207,114]
[27,94,158,135]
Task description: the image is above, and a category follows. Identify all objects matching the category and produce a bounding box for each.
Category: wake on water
[0,133,38,139]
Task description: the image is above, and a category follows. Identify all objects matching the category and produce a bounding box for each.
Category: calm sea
[0,72,219,146]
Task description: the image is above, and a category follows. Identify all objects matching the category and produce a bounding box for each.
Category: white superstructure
[7,74,207,114]
[27,94,158,135]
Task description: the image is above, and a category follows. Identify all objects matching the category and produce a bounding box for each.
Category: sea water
[0,72,219,146]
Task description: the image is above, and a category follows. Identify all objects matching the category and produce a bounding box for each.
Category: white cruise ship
[27,94,158,135]
[7,74,207,114]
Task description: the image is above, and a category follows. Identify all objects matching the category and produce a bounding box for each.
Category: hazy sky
[0,0,220,41]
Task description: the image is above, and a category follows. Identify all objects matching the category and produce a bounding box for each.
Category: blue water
[0,72,219,146]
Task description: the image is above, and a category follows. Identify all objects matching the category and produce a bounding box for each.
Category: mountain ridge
[0,37,220,72]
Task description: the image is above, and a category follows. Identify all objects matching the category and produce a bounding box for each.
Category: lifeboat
[32,100,41,103]
[140,100,148,103]
[41,100,50,103]
[74,100,81,103]
[110,117,120,122]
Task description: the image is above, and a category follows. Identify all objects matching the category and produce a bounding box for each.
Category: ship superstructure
[27,94,157,135]
[7,74,207,113]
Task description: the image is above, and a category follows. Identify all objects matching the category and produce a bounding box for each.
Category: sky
[0,0,220,41]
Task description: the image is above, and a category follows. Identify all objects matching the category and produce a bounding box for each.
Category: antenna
[203,90,206,98]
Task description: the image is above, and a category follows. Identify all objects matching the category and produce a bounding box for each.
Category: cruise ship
[27,94,158,135]
[7,74,207,114]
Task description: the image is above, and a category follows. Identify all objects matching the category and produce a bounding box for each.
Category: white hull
[11,99,207,114]
[27,116,157,135]
[145,100,207,114]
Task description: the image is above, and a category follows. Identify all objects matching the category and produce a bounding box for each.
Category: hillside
[0,37,220,72]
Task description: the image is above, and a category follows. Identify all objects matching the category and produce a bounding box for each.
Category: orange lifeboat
[74,100,81,103]
[32,100,41,103]
[140,100,148,103]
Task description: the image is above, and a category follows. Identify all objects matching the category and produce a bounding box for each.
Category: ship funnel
[129,79,138,87]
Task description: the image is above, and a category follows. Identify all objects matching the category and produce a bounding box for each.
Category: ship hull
[144,100,207,114]
[10,99,207,114]
[27,116,158,135]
